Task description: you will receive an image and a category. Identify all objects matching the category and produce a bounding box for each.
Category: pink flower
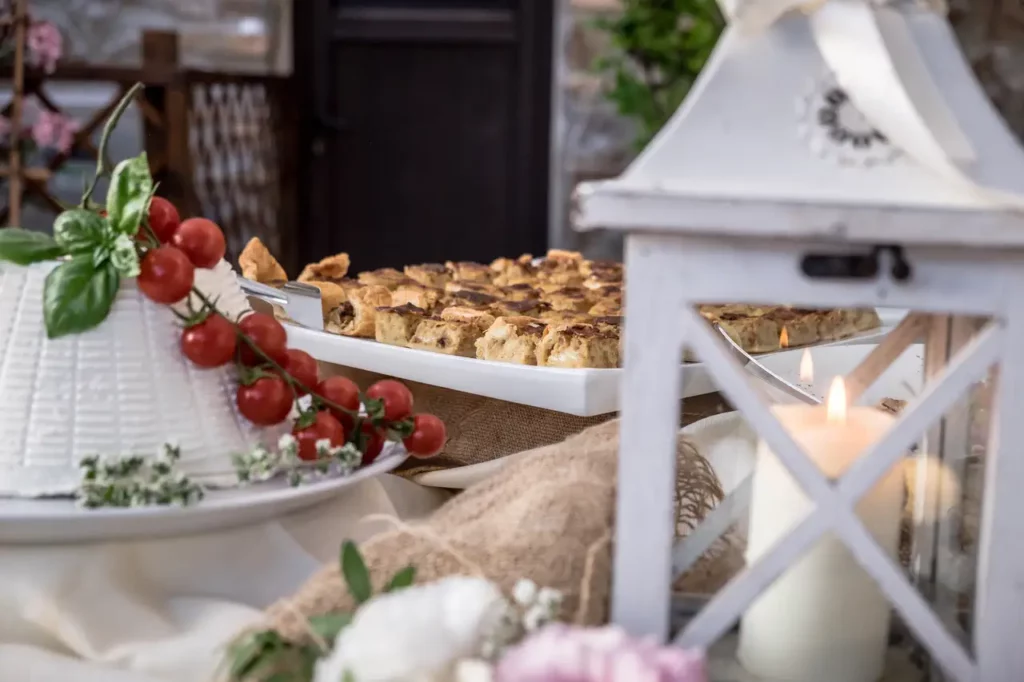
[31,110,78,153]
[495,624,707,682]
[26,21,63,74]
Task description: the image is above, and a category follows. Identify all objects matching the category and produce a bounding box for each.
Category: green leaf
[384,566,416,592]
[53,209,109,256]
[340,540,372,604]
[106,153,154,236]
[43,256,120,339]
[0,228,64,264]
[308,612,353,642]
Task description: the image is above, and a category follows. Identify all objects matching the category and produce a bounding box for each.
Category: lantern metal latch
[800,245,912,282]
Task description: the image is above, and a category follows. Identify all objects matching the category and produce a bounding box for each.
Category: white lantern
[574,1,1024,680]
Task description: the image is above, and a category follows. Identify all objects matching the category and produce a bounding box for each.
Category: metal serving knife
[236,277,325,330]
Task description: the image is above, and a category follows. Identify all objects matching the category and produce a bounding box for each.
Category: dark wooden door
[294,0,553,273]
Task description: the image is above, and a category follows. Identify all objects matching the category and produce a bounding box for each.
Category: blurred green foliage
[594,0,725,149]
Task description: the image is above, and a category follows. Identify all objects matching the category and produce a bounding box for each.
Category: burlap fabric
[317,363,731,479]
[265,418,744,642]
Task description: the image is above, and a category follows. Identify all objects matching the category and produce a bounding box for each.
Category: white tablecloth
[0,475,451,681]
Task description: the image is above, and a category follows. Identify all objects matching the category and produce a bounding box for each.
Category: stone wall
[31,0,291,74]
[550,0,1024,258]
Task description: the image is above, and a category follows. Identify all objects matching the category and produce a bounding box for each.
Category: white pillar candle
[737,381,903,682]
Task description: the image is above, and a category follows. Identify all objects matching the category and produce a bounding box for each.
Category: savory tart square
[587,298,622,317]
[298,252,351,283]
[539,309,591,325]
[375,303,429,347]
[536,323,620,369]
[444,289,500,310]
[763,308,821,348]
[409,307,495,357]
[491,298,551,318]
[358,268,413,290]
[490,254,537,287]
[303,280,348,316]
[581,259,623,281]
[709,311,781,354]
[445,261,493,283]
[444,280,499,296]
[475,316,547,365]
[542,287,592,314]
[326,285,392,338]
[239,237,287,284]
[498,283,541,301]
[404,263,451,289]
[391,282,445,312]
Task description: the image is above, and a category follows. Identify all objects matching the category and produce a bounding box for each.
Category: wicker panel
[187,79,288,267]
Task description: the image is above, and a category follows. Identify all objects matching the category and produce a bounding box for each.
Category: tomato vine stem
[81,81,146,208]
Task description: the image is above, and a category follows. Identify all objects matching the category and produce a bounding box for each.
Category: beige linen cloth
[0,475,448,682]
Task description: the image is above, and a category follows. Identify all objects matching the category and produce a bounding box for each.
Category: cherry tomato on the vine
[403,414,447,459]
[365,379,413,422]
[236,376,292,426]
[282,349,318,394]
[316,376,360,427]
[293,411,347,461]
[147,196,181,243]
[181,314,236,368]
[360,422,386,465]
[138,246,195,304]
[238,312,288,365]
[172,217,226,269]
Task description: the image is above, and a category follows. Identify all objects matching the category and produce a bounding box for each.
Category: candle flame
[799,349,814,383]
[826,377,847,424]
[779,327,789,348]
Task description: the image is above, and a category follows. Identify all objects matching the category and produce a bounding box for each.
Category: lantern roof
[574,1,1024,248]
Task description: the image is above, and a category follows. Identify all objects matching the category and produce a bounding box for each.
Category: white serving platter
[284,316,896,418]
[0,448,406,544]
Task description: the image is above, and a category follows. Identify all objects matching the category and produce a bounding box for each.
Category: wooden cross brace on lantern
[573,0,1024,679]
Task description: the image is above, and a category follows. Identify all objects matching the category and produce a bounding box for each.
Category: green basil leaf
[0,228,64,264]
[308,612,352,643]
[54,209,108,255]
[384,566,416,592]
[106,153,154,236]
[340,540,372,604]
[43,256,120,339]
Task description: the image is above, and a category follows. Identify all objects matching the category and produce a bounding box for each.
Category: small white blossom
[512,579,538,607]
[522,604,549,633]
[277,433,298,454]
[535,587,563,613]
[315,438,333,458]
[313,577,510,682]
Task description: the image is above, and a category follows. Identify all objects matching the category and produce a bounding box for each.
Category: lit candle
[737,377,903,682]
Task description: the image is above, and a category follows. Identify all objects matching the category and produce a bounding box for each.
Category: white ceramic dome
[0,258,268,497]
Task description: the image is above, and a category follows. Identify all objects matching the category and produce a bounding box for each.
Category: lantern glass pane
[670,307,994,682]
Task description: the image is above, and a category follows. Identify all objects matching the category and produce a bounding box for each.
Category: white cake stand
[0,448,407,544]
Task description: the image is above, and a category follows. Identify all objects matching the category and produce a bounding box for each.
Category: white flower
[314,577,509,682]
[535,587,563,614]
[522,605,548,633]
[512,579,537,607]
[278,433,298,453]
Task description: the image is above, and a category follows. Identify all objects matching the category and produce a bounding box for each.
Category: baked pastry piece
[404,263,451,289]
[409,307,495,357]
[445,261,493,283]
[580,259,622,280]
[499,283,541,302]
[239,237,287,284]
[298,252,351,284]
[543,287,592,314]
[303,280,348,316]
[491,298,550,318]
[535,249,584,287]
[391,282,445,312]
[375,303,429,347]
[490,254,537,287]
[475,316,547,365]
[326,285,392,337]
[536,322,620,368]
[763,308,821,348]
[592,315,622,336]
[707,310,781,354]
[444,280,499,296]
[539,309,591,325]
[588,298,622,317]
[358,268,413,290]
[444,289,500,310]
